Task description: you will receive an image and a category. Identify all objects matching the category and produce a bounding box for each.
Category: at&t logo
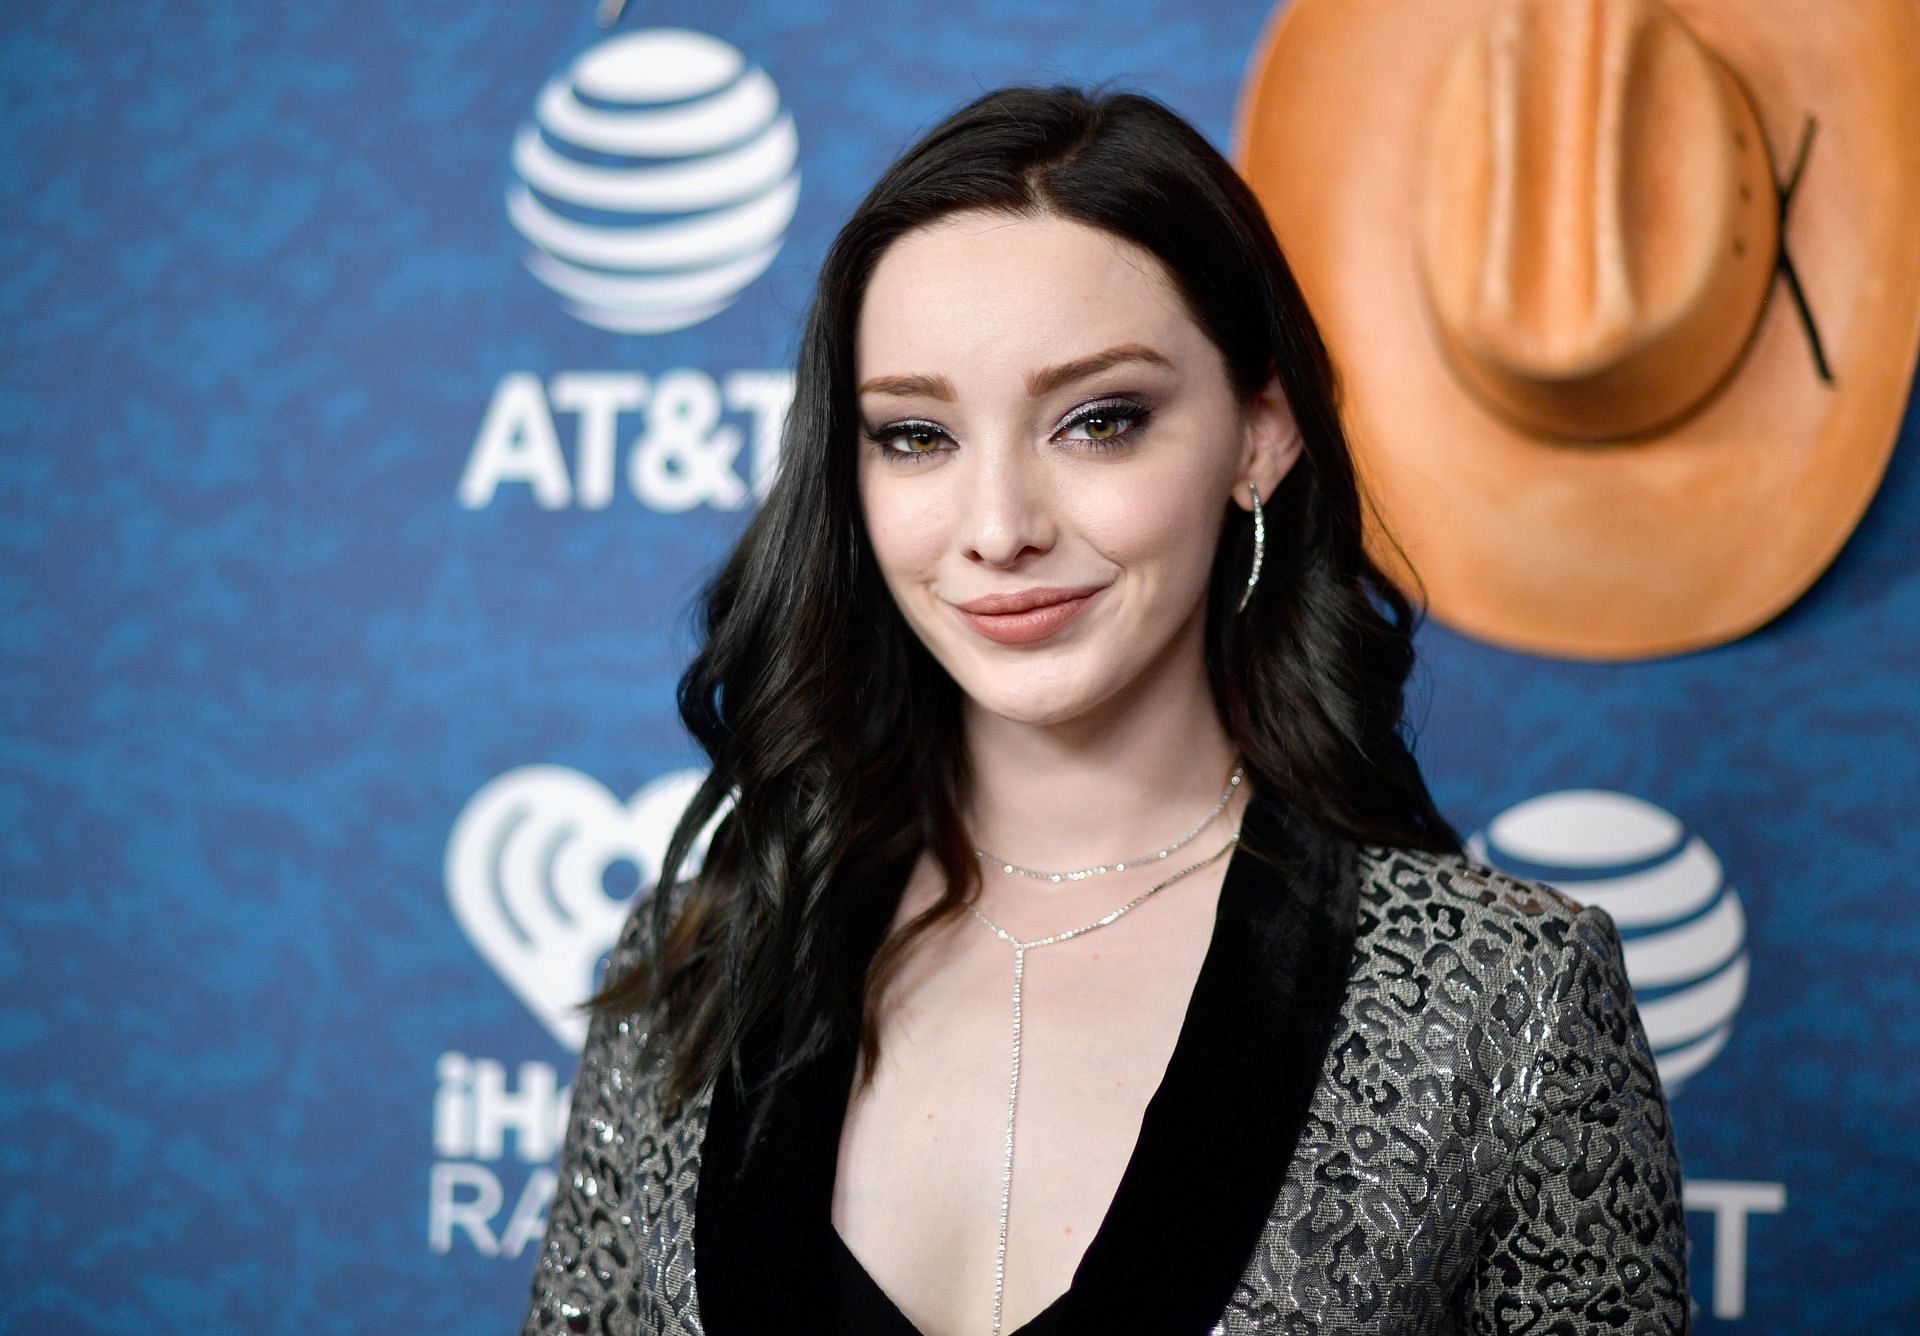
[507,28,801,333]
[1470,788,1783,1321]
[1469,787,1748,1092]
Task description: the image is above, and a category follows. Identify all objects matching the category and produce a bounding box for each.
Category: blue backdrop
[3,2,1915,1331]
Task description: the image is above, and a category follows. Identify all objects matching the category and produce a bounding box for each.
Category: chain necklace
[966,827,1242,1336]
[971,765,1244,884]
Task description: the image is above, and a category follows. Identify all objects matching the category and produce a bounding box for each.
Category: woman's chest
[827,873,1223,1335]
[653,843,1535,1335]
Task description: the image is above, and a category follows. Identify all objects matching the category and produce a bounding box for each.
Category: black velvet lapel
[695,782,1362,1334]
[1057,782,1360,1330]
[694,894,895,1334]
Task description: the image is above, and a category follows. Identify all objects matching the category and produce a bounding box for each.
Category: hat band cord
[1767,114,1832,385]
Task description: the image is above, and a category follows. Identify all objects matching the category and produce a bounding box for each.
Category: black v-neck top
[826,1219,1071,1335]
[693,782,1361,1336]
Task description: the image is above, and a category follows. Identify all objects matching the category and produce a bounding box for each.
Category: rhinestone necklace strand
[966,826,1242,1336]
[971,765,1245,884]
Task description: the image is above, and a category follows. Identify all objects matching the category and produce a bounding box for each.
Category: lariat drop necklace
[962,764,1246,1336]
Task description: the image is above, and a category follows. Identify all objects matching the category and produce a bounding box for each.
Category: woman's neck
[958,666,1242,880]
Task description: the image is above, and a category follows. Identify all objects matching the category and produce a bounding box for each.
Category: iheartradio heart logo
[445,765,724,1049]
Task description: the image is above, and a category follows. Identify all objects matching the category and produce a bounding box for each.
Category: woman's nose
[959,445,1056,568]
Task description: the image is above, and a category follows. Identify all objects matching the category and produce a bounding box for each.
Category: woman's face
[854,208,1302,728]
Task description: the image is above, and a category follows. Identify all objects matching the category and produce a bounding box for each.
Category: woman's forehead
[855,213,1201,392]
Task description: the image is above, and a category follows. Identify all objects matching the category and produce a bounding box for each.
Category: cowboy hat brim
[1233,0,1920,659]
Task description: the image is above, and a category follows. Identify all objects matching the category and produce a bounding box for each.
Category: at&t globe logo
[506,28,801,333]
[1469,789,1749,1094]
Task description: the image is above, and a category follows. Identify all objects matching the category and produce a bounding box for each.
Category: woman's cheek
[1080,468,1215,581]
[868,491,955,602]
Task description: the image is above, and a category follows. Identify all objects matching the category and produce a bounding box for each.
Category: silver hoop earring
[1236,481,1265,614]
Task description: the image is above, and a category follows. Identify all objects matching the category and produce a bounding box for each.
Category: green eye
[1061,399,1154,448]
[864,421,953,463]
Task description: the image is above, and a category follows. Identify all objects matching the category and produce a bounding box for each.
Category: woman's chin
[954,670,1116,730]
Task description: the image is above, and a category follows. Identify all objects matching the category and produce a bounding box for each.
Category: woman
[520,84,1689,1336]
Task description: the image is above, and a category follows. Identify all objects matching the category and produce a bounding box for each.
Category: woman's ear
[1235,371,1305,510]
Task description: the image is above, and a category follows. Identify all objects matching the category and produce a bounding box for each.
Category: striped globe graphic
[506,28,801,333]
[1467,789,1748,1095]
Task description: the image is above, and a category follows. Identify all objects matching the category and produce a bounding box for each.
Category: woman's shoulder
[1346,841,1635,1029]
[575,878,702,1076]
[1354,840,1605,942]
[601,876,699,997]
[522,877,704,1335]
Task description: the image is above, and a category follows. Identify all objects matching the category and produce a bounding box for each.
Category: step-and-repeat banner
[4,2,1915,1331]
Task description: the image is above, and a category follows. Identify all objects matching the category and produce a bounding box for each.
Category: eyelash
[862,397,1155,465]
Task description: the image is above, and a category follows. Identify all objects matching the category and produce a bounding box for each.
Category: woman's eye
[1074,414,1126,440]
[1061,401,1152,446]
[866,400,1151,463]
[869,425,949,459]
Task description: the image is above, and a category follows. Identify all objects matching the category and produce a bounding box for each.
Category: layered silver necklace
[972,765,1244,883]
[963,765,1246,1336]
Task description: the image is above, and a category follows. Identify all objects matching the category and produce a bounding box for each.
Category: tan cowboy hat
[1232,0,1920,659]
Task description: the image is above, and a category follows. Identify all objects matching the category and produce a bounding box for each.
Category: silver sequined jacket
[520,783,1691,1334]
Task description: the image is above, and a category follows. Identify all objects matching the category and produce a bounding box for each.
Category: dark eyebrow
[856,342,1175,401]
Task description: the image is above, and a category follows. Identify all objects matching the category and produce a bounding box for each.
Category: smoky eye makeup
[862,393,1158,464]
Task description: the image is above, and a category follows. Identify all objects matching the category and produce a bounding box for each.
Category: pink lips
[953,585,1104,645]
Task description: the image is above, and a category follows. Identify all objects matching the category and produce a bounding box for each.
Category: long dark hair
[587,82,1461,1126]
